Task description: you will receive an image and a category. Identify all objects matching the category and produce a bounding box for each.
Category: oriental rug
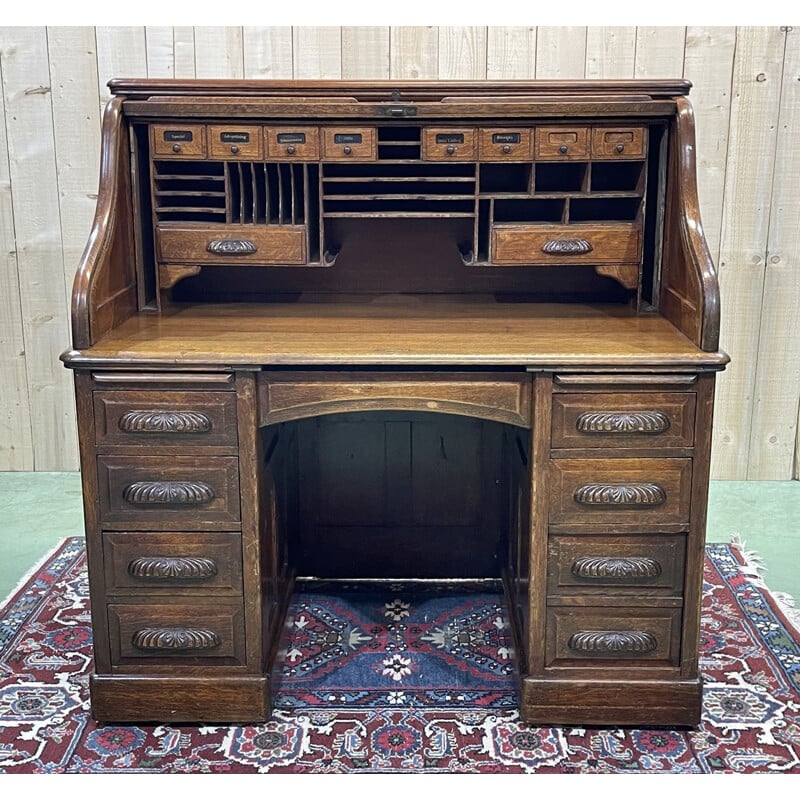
[0,538,798,773]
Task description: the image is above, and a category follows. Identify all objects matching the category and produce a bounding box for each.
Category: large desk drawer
[548,458,692,527]
[94,390,238,450]
[551,392,696,451]
[108,601,246,666]
[98,455,241,530]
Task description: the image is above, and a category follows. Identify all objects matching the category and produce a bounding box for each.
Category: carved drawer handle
[132,627,221,651]
[206,238,258,255]
[571,556,662,579]
[122,481,216,506]
[118,410,212,434]
[542,238,593,255]
[573,483,666,507]
[576,411,671,435]
[568,630,658,654]
[128,556,218,580]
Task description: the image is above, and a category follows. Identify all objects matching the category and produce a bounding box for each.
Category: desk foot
[520,676,703,727]
[89,674,271,723]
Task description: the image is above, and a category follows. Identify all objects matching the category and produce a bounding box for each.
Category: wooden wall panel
[748,30,800,479]
[713,27,786,479]
[0,26,797,479]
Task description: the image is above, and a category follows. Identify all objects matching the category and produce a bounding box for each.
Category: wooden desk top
[63,298,728,370]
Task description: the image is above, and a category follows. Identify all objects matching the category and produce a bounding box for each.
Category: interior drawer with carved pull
[592,126,647,160]
[551,392,696,451]
[156,224,307,266]
[103,532,243,595]
[490,223,641,265]
[548,458,692,527]
[547,534,686,596]
[108,602,246,666]
[93,390,238,450]
[545,606,681,668]
[97,455,241,530]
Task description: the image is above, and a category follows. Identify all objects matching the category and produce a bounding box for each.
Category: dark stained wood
[65,78,726,727]
[258,371,531,428]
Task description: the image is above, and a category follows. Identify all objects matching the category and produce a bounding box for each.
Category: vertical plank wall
[0,26,797,479]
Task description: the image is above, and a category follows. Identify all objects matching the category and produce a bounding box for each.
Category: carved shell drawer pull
[542,238,593,255]
[122,481,216,506]
[573,482,665,507]
[568,630,658,654]
[575,411,671,435]
[132,627,221,651]
[118,410,212,434]
[206,238,258,255]
[128,556,218,580]
[571,556,662,579]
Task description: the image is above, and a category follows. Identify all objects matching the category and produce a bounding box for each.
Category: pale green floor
[0,473,798,604]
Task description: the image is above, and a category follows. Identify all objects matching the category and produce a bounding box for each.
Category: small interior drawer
[94,390,238,450]
[321,127,376,160]
[208,125,264,160]
[592,127,647,160]
[547,533,686,596]
[151,124,206,158]
[535,126,589,160]
[551,392,696,450]
[265,126,320,161]
[422,128,477,161]
[491,223,641,266]
[103,531,243,595]
[108,602,246,666]
[478,128,533,161]
[157,224,306,265]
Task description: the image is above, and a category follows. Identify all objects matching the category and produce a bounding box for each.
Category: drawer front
[265,126,320,161]
[552,392,696,450]
[94,390,238,450]
[321,127,376,161]
[592,127,647,160]
[535,126,589,160]
[103,532,243,595]
[546,606,681,668]
[151,125,206,158]
[98,455,241,530]
[157,224,306,265]
[422,128,477,161]
[208,125,263,160]
[478,128,533,161]
[108,602,245,665]
[547,534,686,596]
[549,458,692,526]
[491,223,641,266]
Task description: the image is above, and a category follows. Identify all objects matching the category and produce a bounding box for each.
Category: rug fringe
[728,532,800,635]
[0,537,71,614]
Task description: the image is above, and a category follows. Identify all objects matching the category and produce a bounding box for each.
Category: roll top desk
[62,79,727,726]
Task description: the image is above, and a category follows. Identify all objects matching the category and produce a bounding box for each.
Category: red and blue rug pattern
[0,538,799,773]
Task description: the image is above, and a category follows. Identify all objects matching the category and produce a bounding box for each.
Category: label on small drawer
[220,131,250,143]
[436,133,465,144]
[163,130,193,142]
[277,132,307,144]
[493,132,521,144]
[334,133,363,144]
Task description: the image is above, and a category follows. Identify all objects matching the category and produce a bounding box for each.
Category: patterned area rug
[0,538,799,773]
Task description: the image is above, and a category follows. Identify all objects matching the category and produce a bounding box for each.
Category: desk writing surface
[74,299,726,369]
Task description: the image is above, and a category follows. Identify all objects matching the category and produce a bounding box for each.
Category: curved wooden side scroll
[660,97,722,353]
[70,96,137,350]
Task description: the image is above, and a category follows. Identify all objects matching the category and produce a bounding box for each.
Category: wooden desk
[63,79,727,726]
